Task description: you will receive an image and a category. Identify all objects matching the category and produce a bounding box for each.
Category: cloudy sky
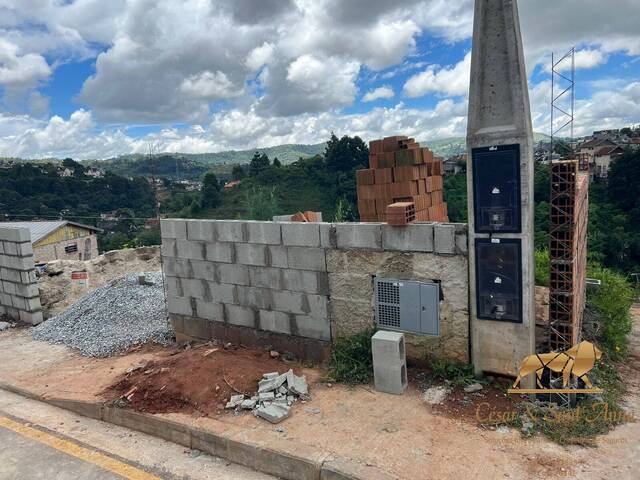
[0,0,639,159]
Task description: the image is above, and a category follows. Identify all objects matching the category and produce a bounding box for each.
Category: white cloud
[403,52,471,97]
[543,48,607,73]
[245,42,275,71]
[179,71,242,100]
[362,86,395,102]
[0,39,51,88]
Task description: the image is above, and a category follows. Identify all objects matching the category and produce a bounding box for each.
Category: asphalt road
[0,389,274,480]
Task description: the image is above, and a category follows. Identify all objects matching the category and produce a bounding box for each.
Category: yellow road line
[0,416,160,480]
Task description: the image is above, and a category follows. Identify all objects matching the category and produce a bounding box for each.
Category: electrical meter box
[374,278,440,336]
[475,238,522,323]
[472,144,521,233]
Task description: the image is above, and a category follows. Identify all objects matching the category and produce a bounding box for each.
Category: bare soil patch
[102,344,319,416]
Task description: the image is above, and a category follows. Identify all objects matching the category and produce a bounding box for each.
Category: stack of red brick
[356,135,448,222]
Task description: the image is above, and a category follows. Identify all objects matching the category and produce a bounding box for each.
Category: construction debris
[0,321,10,332]
[463,383,484,393]
[32,272,171,357]
[226,368,309,424]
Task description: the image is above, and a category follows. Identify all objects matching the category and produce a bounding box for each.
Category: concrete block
[16,242,33,257]
[18,310,43,325]
[182,316,211,340]
[319,223,336,248]
[1,281,15,295]
[455,229,468,255]
[160,219,187,239]
[161,238,177,258]
[20,270,37,284]
[255,404,290,424]
[0,242,3,254]
[235,243,267,266]
[215,221,245,243]
[245,221,281,245]
[189,260,215,281]
[186,220,216,241]
[335,223,382,250]
[293,315,331,341]
[237,286,274,310]
[13,283,39,298]
[258,310,291,334]
[372,331,407,395]
[0,268,21,283]
[182,279,236,303]
[205,242,234,263]
[249,267,283,289]
[434,224,456,254]
[2,255,33,271]
[217,263,250,285]
[281,222,320,247]
[10,295,26,310]
[272,291,328,318]
[176,240,205,260]
[266,245,288,268]
[381,223,434,252]
[165,277,183,297]
[371,330,405,366]
[0,227,30,243]
[23,296,41,312]
[225,304,256,328]
[373,363,407,395]
[3,242,18,256]
[286,247,326,271]
[194,300,224,321]
[282,270,327,295]
[0,292,11,306]
[167,295,194,316]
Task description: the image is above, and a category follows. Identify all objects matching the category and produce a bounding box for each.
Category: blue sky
[0,0,639,159]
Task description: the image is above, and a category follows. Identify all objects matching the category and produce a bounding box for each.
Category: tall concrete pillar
[466,0,535,377]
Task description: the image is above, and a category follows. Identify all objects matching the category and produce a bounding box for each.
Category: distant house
[85,167,104,178]
[593,145,624,179]
[578,138,621,179]
[224,180,241,189]
[443,154,466,174]
[0,221,102,263]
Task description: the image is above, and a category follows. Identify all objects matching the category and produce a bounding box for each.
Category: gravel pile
[33,272,172,357]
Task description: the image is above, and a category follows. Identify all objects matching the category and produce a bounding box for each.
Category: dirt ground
[104,344,316,416]
[38,246,160,318]
[0,308,638,479]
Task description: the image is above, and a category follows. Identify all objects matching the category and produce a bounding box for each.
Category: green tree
[231,164,246,180]
[249,152,270,176]
[324,133,368,172]
[201,172,222,208]
[243,186,279,220]
[273,157,282,167]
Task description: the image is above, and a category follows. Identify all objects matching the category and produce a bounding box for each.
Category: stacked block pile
[0,226,42,325]
[356,135,448,223]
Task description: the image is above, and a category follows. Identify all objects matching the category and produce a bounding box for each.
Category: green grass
[426,358,480,387]
[328,329,376,385]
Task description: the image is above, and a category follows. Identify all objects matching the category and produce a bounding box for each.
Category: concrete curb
[0,383,395,480]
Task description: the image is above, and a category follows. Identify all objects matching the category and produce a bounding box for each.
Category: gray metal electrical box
[374,278,440,336]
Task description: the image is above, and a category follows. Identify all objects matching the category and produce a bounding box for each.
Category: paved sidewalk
[0,389,273,480]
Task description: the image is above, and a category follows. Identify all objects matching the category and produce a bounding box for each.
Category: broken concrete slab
[258,372,287,393]
[225,394,245,409]
[263,372,279,380]
[258,391,275,402]
[285,369,308,397]
[255,404,291,424]
[0,321,10,332]
[240,398,257,410]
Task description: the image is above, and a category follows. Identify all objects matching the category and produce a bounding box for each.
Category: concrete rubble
[225,368,309,424]
[0,321,10,332]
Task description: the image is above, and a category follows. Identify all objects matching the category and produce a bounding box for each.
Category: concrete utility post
[466,0,535,377]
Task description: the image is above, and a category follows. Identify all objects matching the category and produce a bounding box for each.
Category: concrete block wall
[0,227,43,325]
[161,219,468,362]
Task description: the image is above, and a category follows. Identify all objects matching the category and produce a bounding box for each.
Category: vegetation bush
[328,328,376,385]
[534,249,550,287]
[427,358,478,387]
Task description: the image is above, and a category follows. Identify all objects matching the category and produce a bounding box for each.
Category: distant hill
[82,143,327,180]
[422,132,552,157]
